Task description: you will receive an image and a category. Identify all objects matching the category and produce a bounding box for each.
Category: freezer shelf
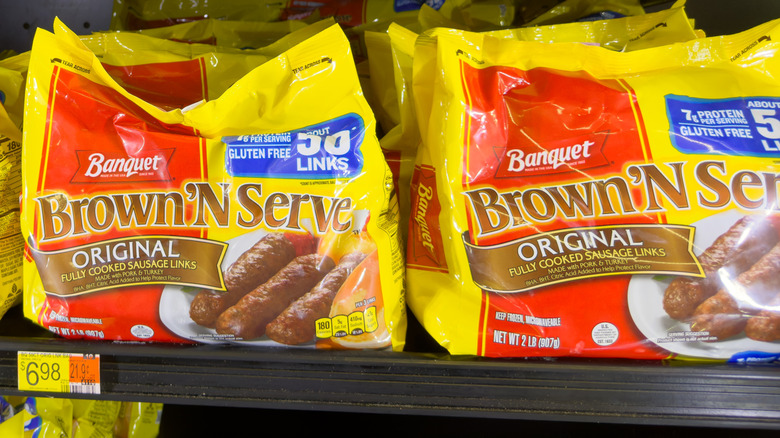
[0,308,777,430]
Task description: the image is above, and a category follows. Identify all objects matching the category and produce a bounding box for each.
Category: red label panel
[460,64,666,358]
[103,60,206,110]
[34,68,207,342]
[408,164,448,272]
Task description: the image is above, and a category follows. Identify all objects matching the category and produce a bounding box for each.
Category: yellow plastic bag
[343,9,422,63]
[0,53,28,321]
[0,52,28,142]
[364,5,463,135]
[0,50,17,61]
[71,399,121,438]
[492,0,698,51]
[437,0,516,30]
[0,397,162,438]
[111,0,284,30]
[382,23,423,247]
[407,19,780,361]
[32,398,73,438]
[133,18,309,49]
[0,398,73,438]
[0,408,49,438]
[365,31,399,135]
[282,0,446,28]
[22,18,404,350]
[113,402,163,438]
[365,7,469,245]
[527,0,645,26]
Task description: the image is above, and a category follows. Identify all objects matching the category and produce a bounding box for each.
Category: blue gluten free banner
[224,113,365,179]
[666,95,780,157]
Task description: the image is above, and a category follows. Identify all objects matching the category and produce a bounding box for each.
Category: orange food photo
[320,250,390,349]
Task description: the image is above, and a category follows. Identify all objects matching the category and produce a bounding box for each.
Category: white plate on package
[627,210,780,360]
[158,229,314,346]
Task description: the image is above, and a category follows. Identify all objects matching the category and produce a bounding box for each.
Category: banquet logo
[496,132,609,177]
[72,149,174,183]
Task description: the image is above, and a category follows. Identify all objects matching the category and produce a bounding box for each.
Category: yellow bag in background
[111,0,284,30]
[365,31,399,135]
[513,0,567,26]
[438,0,516,30]
[71,399,121,437]
[0,53,28,322]
[0,52,28,142]
[113,402,163,438]
[364,5,465,135]
[0,397,161,438]
[343,10,421,62]
[32,398,73,438]
[494,0,698,51]
[134,18,309,49]
[0,397,72,438]
[527,0,645,26]
[284,0,446,28]
[417,4,470,30]
[365,6,477,245]
[0,408,51,438]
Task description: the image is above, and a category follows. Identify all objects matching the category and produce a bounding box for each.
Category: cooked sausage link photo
[745,294,780,342]
[690,242,780,341]
[224,233,298,292]
[742,243,780,342]
[266,252,368,345]
[189,289,229,328]
[690,290,747,341]
[189,233,297,328]
[662,277,707,321]
[215,253,336,339]
[663,215,779,320]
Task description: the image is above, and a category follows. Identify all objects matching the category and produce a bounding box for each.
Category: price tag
[18,352,100,394]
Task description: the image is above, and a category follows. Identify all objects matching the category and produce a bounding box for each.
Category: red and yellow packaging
[21,19,405,350]
[407,20,780,361]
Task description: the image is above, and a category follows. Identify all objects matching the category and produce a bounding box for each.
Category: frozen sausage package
[407,19,780,361]
[21,19,405,350]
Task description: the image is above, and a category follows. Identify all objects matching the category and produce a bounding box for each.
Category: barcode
[69,383,100,395]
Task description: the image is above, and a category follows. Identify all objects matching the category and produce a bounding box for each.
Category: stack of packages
[5,0,780,365]
[0,397,162,437]
[376,0,780,362]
